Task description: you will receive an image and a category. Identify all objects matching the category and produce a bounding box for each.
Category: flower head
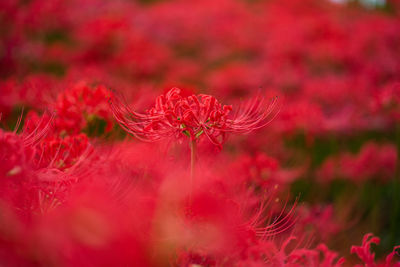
[109,87,279,147]
[351,233,400,267]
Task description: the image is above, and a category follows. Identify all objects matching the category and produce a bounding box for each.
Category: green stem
[190,139,197,184]
[189,139,197,206]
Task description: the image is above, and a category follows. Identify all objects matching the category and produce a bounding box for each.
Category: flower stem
[189,139,197,204]
[190,139,197,180]
[190,139,197,182]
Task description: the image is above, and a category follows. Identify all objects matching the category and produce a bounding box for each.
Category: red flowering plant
[0,111,98,216]
[351,233,400,267]
[109,87,279,177]
[109,87,279,145]
[54,81,113,135]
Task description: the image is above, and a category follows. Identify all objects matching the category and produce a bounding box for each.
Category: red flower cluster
[54,82,113,134]
[317,142,397,183]
[110,87,278,146]
[351,233,400,267]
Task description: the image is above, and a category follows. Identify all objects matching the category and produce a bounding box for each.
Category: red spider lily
[242,236,344,267]
[54,82,113,134]
[0,110,54,178]
[109,87,279,147]
[351,233,400,267]
[316,142,397,183]
[1,112,97,215]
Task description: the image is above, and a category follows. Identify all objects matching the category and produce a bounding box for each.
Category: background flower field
[0,0,400,266]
